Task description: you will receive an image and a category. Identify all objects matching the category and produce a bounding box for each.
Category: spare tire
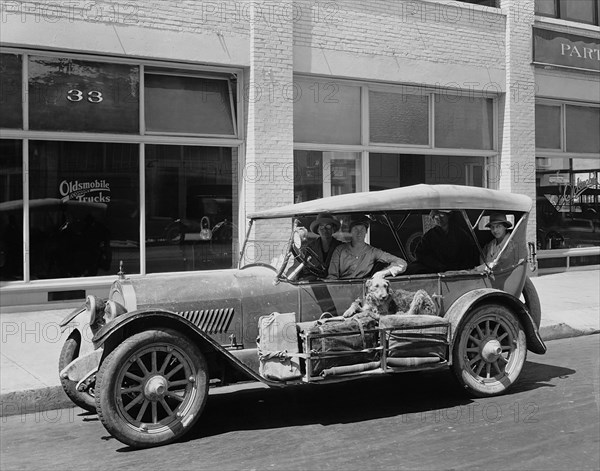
[521,276,541,329]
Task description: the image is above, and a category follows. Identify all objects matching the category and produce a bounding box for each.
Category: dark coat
[411,224,479,273]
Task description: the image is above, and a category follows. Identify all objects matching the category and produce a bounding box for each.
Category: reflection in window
[29,141,139,279]
[145,145,235,273]
[435,96,493,150]
[536,157,600,251]
[294,151,361,203]
[145,73,236,135]
[0,140,23,281]
[294,78,361,145]
[369,91,428,145]
[28,56,139,133]
[0,54,22,129]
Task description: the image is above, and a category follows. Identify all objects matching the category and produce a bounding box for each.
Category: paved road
[1,335,599,471]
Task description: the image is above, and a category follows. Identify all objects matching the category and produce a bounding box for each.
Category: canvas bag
[257,312,302,381]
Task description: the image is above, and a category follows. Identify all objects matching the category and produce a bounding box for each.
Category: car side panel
[297,280,365,318]
[233,267,299,347]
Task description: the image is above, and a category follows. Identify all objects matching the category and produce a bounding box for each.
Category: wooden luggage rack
[298,316,451,382]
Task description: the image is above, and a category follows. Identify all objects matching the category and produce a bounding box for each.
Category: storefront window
[434,96,493,150]
[145,145,234,273]
[294,78,361,145]
[145,73,236,136]
[0,140,23,281]
[0,54,22,129]
[294,151,362,203]
[29,141,139,279]
[369,154,486,190]
[28,56,139,133]
[565,105,600,154]
[535,104,561,150]
[536,158,600,250]
[369,91,428,145]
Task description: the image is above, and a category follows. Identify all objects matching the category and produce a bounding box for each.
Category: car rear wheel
[96,328,208,448]
[58,331,97,413]
[452,304,526,397]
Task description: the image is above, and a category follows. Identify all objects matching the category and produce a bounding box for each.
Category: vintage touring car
[58,184,545,448]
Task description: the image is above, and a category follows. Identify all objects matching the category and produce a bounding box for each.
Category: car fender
[59,305,86,329]
[444,288,546,356]
[91,309,280,386]
[59,304,96,357]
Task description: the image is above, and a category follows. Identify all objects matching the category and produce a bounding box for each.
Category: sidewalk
[1,270,599,417]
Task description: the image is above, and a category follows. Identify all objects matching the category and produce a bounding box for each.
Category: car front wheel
[452,304,526,397]
[95,328,208,448]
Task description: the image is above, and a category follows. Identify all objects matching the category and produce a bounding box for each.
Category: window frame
[535,0,600,26]
[293,75,499,197]
[535,99,600,158]
[0,47,245,282]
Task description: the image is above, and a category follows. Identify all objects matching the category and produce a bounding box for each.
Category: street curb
[0,386,74,418]
[539,324,600,342]
[1,329,598,418]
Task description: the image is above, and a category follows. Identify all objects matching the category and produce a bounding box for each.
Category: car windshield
[240,208,530,277]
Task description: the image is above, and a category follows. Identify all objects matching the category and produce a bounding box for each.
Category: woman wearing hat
[327,216,407,279]
[300,213,342,278]
[478,212,518,271]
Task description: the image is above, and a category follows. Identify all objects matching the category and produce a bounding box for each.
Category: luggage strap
[318,317,368,349]
[257,347,308,362]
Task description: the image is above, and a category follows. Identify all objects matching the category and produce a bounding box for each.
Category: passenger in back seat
[406,210,479,274]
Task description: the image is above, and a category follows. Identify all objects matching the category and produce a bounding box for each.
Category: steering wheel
[291,243,327,278]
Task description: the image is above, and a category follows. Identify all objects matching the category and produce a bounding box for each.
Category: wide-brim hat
[486,212,513,229]
[429,209,452,218]
[309,213,340,234]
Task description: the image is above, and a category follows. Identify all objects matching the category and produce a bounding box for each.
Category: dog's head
[365,277,391,306]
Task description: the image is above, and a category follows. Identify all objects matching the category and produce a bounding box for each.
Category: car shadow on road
[181,360,576,443]
[509,360,575,394]
[110,359,576,451]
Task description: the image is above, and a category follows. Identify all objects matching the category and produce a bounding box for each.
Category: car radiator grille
[177,308,234,334]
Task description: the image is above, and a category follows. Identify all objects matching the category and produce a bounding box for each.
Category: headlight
[104,299,127,323]
[86,295,105,326]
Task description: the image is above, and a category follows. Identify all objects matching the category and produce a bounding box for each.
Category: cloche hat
[349,216,370,230]
[486,212,513,229]
[309,213,340,234]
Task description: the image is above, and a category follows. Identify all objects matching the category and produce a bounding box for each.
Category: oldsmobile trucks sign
[533,27,600,73]
[60,179,111,203]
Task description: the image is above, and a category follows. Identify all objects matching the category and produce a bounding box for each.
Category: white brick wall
[293,0,507,89]
[498,0,537,242]
[243,0,295,256]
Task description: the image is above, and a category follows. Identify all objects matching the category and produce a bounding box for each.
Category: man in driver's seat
[299,213,342,278]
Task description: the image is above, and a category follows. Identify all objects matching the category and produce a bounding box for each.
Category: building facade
[1,0,598,307]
